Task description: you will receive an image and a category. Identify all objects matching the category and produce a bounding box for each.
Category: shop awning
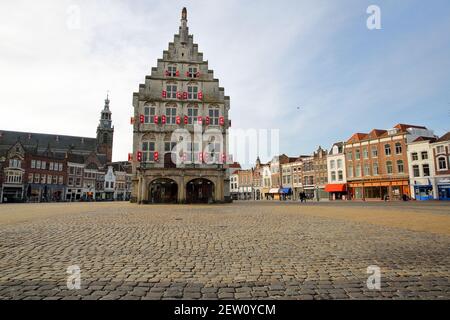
[269,188,280,194]
[280,188,292,194]
[325,184,347,192]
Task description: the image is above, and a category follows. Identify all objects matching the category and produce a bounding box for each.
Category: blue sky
[0,0,449,164]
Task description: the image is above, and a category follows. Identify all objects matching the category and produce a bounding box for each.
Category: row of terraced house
[231,124,450,201]
[0,96,133,203]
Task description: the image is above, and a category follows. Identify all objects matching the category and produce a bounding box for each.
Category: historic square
[0,201,449,300]
[1,1,450,307]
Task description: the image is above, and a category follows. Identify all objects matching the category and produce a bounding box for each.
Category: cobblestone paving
[0,202,449,300]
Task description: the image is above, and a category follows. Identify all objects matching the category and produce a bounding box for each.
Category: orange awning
[325,184,347,192]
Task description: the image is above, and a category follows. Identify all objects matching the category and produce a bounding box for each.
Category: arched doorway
[186,178,215,203]
[149,178,178,203]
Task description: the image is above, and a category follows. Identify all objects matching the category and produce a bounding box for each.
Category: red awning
[325,184,347,192]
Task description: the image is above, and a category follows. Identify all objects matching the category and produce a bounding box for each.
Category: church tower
[131,7,231,204]
[97,94,114,163]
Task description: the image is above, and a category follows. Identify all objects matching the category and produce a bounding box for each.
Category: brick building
[0,96,115,203]
[345,124,435,201]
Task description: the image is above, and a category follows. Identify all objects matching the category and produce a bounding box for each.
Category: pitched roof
[436,132,450,143]
[367,129,387,139]
[0,130,97,154]
[346,133,368,143]
[412,136,437,143]
[394,124,427,132]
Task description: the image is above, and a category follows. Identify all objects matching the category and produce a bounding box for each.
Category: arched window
[438,157,447,170]
[208,106,220,125]
[386,161,393,174]
[144,103,156,123]
[187,84,198,100]
[166,82,177,99]
[165,103,177,124]
[142,141,156,162]
[187,104,198,124]
[385,144,391,156]
[397,160,404,173]
[395,142,402,154]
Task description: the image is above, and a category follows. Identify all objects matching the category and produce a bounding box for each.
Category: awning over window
[269,188,280,194]
[325,184,347,192]
[280,188,292,194]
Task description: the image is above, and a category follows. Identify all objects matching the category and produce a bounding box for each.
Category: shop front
[280,188,292,200]
[413,185,434,201]
[348,179,409,201]
[324,183,347,200]
[436,178,450,200]
[268,188,280,200]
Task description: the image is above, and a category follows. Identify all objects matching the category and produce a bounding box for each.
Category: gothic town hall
[131,8,231,204]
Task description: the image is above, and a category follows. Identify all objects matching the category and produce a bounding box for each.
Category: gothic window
[144,105,156,123]
[188,66,198,78]
[165,106,177,124]
[187,105,198,124]
[142,141,155,162]
[208,107,219,125]
[168,65,177,77]
[166,84,177,99]
[187,85,198,100]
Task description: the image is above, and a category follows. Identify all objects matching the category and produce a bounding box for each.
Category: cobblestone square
[0,201,449,300]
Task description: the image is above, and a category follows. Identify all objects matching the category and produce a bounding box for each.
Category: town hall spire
[179,7,189,44]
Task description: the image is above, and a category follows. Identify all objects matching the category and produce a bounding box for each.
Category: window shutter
[130,117,135,125]
[154,152,159,162]
[184,116,188,124]
[198,116,203,125]
[128,153,133,161]
[205,116,210,125]
[154,116,159,124]
[161,115,166,124]
[139,115,144,123]
[175,70,180,77]
[165,70,169,76]
[137,151,142,162]
[219,117,225,126]
[177,92,182,99]
[162,90,167,98]
[198,91,203,100]
[183,92,188,100]
[185,71,189,77]
[176,116,181,125]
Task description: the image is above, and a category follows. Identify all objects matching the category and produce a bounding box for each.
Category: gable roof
[346,133,368,144]
[394,124,427,132]
[0,130,97,155]
[436,132,450,143]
